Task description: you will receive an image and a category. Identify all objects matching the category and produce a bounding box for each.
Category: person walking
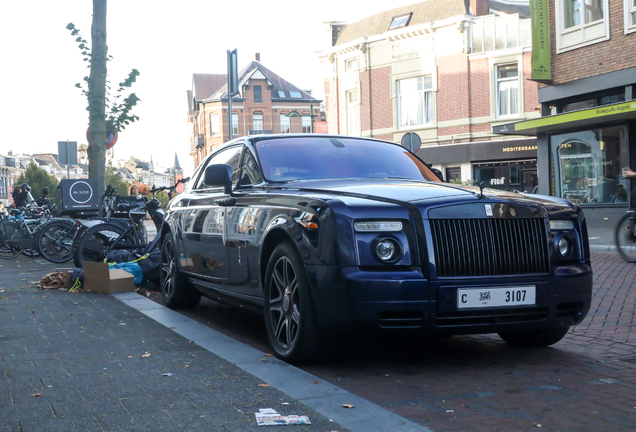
[36,187,52,207]
[11,184,30,208]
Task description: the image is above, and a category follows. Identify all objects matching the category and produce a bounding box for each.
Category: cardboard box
[83,261,136,294]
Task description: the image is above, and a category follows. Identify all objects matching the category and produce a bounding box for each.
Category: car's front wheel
[498,326,570,347]
[160,233,200,309]
[264,241,325,365]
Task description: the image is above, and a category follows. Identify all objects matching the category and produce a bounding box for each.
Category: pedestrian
[12,184,30,208]
[623,167,636,207]
[36,187,52,208]
[0,201,7,216]
[129,184,140,198]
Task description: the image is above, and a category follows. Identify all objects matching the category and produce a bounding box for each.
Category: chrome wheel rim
[268,256,299,350]
[161,240,176,298]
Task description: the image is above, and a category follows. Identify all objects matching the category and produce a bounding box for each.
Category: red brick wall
[469,57,490,118]
[436,53,470,122]
[360,66,393,132]
[544,0,636,87]
[523,51,539,112]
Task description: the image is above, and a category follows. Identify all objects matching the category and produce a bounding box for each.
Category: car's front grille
[430,218,549,277]
[436,307,549,326]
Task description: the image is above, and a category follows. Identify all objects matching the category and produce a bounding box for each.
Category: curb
[113,292,433,432]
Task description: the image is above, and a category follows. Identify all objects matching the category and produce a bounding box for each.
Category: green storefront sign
[530,0,551,81]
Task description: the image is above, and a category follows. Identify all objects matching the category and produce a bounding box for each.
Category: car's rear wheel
[498,326,570,347]
[264,241,325,364]
[160,233,200,309]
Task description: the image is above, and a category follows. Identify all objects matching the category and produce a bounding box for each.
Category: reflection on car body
[159,134,593,365]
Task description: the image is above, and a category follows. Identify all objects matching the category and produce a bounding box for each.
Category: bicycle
[615,209,636,262]
[73,178,189,269]
[35,185,119,264]
[0,203,58,260]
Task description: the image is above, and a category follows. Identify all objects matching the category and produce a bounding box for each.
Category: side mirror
[204,164,233,195]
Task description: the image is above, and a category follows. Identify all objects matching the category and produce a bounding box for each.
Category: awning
[417,138,536,165]
[493,100,636,136]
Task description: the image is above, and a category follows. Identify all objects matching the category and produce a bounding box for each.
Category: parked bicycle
[0,202,60,260]
[35,185,119,264]
[73,178,188,268]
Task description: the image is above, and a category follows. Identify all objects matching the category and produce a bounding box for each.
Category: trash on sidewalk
[141,352,151,358]
[83,261,135,294]
[342,404,354,409]
[254,408,310,426]
[36,271,67,290]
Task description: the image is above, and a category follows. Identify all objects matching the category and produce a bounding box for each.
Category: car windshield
[255,137,440,182]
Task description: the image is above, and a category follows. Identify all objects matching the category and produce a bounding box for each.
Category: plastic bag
[138,250,161,285]
[106,249,135,263]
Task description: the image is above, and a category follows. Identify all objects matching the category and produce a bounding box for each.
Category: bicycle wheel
[21,220,42,258]
[0,226,24,259]
[74,222,136,268]
[36,220,77,264]
[615,213,636,262]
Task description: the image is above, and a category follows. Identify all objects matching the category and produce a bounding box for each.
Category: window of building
[397,76,434,128]
[388,13,412,30]
[254,85,262,102]
[496,64,519,118]
[346,89,360,135]
[253,113,263,131]
[472,14,531,54]
[232,113,239,137]
[289,91,302,98]
[302,116,311,133]
[280,115,290,133]
[557,0,608,52]
[345,58,357,73]
[277,90,286,98]
[209,114,220,136]
[625,0,636,33]
[551,126,627,204]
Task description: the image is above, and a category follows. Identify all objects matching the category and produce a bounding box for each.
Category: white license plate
[457,286,536,309]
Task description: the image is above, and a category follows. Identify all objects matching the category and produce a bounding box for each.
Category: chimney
[470,0,489,16]
[255,53,260,62]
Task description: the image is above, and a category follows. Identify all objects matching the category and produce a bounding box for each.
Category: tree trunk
[87,0,108,193]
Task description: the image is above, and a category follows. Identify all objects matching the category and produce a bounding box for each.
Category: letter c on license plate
[457,286,536,309]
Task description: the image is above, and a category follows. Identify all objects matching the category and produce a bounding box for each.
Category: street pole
[310,104,314,133]
[66,140,70,180]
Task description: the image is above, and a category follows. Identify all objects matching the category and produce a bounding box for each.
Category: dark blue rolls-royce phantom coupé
[160,134,592,364]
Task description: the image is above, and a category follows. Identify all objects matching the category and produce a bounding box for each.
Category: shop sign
[503,145,538,152]
[530,0,551,81]
[490,177,506,185]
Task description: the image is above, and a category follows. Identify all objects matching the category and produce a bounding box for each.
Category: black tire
[36,220,77,264]
[264,241,326,365]
[74,223,132,268]
[498,326,570,347]
[615,213,636,262]
[0,237,22,260]
[160,233,200,309]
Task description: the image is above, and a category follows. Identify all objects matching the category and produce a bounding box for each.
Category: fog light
[558,236,570,257]
[376,239,398,262]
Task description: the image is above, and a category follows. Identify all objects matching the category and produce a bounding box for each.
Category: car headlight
[375,238,401,263]
[558,236,571,257]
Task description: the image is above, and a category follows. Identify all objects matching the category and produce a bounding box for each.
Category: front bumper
[306,264,593,335]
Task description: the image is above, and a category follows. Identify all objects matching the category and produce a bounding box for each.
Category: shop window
[552,126,627,204]
[496,64,519,118]
[562,99,597,113]
[557,0,608,52]
[473,161,537,193]
[625,0,636,33]
[397,76,434,128]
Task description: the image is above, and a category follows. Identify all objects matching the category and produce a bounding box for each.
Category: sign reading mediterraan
[530,0,551,81]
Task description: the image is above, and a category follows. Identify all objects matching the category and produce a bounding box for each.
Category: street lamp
[135,161,143,182]
[286,103,316,133]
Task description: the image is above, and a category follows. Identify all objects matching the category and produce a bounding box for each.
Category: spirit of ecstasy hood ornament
[479,181,485,199]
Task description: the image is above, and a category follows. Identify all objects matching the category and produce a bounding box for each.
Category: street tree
[16,161,59,201]
[67,0,140,193]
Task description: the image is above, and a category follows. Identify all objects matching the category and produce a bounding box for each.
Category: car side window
[238,149,263,187]
[193,145,243,190]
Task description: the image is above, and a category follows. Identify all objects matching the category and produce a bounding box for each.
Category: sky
[0,0,419,176]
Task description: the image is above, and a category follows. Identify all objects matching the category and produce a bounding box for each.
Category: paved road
[150,251,636,431]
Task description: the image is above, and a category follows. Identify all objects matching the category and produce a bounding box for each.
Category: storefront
[417,138,538,193]
[493,101,636,208]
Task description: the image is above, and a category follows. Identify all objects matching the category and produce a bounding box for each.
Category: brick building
[318,0,540,192]
[495,0,636,224]
[188,56,322,168]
